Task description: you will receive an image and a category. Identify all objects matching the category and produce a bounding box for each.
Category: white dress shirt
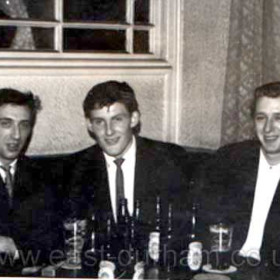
[103,136,136,221]
[239,149,280,260]
[0,160,17,183]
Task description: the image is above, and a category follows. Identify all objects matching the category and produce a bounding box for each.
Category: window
[0,0,165,60]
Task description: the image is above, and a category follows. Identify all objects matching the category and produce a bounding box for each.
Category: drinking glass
[62,218,87,269]
[209,223,233,270]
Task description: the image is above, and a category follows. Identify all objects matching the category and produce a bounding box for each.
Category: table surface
[1,261,275,280]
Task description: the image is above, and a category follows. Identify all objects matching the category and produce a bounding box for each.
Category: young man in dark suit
[68,81,189,267]
[0,88,63,272]
[199,81,280,273]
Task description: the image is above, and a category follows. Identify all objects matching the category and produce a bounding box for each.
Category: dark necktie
[0,165,13,206]
[114,158,125,213]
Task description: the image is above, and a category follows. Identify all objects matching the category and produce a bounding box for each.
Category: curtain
[0,0,35,50]
[220,0,280,146]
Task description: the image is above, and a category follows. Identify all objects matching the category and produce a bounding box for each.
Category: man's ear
[130,111,140,128]
[86,118,93,132]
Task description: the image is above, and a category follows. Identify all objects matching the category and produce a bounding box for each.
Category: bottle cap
[149,232,160,239]
[189,241,202,250]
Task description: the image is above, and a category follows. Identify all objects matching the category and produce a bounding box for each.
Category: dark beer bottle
[155,196,161,233]
[148,196,161,265]
[96,215,116,279]
[145,196,161,279]
[167,204,173,242]
[83,213,99,276]
[163,203,174,279]
[134,200,141,223]
[117,198,130,249]
[187,202,202,271]
[89,213,96,252]
[131,199,141,262]
[190,202,199,240]
[118,198,130,223]
[105,216,113,260]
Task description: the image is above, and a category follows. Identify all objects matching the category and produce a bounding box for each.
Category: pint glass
[209,223,233,270]
[62,218,87,269]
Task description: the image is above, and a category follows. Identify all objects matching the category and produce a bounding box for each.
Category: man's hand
[0,236,17,256]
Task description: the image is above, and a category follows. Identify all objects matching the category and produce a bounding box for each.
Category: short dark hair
[252,81,280,116]
[83,80,141,134]
[0,88,41,126]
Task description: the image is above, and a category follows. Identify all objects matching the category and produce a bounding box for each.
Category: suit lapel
[13,157,34,200]
[134,137,159,226]
[235,145,260,248]
[134,137,158,201]
[238,145,280,255]
[89,147,113,219]
[269,181,280,211]
[0,176,10,212]
[134,137,148,202]
[262,172,280,253]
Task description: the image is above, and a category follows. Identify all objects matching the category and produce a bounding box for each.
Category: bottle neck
[106,218,112,239]
[190,203,199,240]
[118,198,129,222]
[90,232,96,252]
[155,197,161,232]
[134,200,141,221]
[167,204,173,239]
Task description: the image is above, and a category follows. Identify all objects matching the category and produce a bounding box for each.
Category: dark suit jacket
[67,137,190,255]
[0,155,63,268]
[198,140,280,265]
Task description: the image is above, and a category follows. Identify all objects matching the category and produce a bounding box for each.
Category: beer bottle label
[187,241,202,271]
[148,232,160,262]
[132,261,145,280]
[98,260,115,279]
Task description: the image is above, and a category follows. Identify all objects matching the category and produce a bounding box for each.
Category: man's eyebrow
[0,118,30,122]
[91,117,103,120]
[20,119,31,123]
[113,113,127,117]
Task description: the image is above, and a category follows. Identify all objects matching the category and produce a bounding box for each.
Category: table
[4,261,275,280]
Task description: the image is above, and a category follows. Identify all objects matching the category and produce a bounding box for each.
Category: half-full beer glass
[62,218,87,269]
[209,223,233,270]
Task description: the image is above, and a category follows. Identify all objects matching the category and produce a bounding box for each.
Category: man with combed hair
[199,81,280,273]
[68,80,189,268]
[0,88,62,272]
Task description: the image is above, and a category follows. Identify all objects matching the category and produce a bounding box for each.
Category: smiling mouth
[104,137,120,145]
[7,143,20,152]
[264,136,278,142]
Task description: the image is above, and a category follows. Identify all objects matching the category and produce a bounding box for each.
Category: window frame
[0,0,172,64]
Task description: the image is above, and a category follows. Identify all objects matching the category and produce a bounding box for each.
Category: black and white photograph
[0,1,279,280]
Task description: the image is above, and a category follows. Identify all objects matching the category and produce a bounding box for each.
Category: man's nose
[11,125,20,140]
[105,122,114,136]
[264,118,273,133]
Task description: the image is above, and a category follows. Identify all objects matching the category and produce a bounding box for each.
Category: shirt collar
[103,136,136,167]
[0,159,17,175]
[260,149,280,170]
